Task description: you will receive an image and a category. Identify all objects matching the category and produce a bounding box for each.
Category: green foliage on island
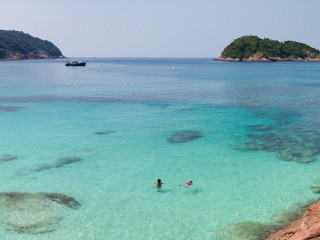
[0,30,63,60]
[220,36,320,61]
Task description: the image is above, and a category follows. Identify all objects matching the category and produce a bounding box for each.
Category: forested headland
[0,30,63,60]
[215,36,320,62]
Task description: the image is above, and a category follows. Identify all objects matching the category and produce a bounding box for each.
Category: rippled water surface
[1,58,320,239]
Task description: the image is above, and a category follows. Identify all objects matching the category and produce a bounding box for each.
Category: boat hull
[65,62,86,66]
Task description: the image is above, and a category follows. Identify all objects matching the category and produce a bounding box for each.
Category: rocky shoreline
[222,200,320,240]
[267,200,320,240]
[0,53,64,61]
[214,56,320,62]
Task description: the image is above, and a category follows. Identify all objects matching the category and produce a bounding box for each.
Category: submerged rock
[33,163,53,172]
[0,192,80,234]
[167,130,202,143]
[0,192,80,208]
[6,218,57,234]
[94,130,114,135]
[248,125,274,132]
[235,108,320,163]
[43,193,81,209]
[274,202,311,226]
[276,149,315,163]
[178,108,195,112]
[311,186,320,194]
[0,106,20,112]
[0,154,18,162]
[219,222,281,240]
[240,130,320,163]
[55,156,82,168]
[31,156,82,172]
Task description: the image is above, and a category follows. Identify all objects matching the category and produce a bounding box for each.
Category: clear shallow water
[0,58,320,239]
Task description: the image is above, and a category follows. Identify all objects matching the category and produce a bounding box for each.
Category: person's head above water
[153,179,163,188]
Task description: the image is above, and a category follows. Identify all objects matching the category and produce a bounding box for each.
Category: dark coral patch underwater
[167,130,202,143]
[0,105,21,112]
[94,130,114,135]
[18,156,82,175]
[236,122,320,163]
[34,156,82,172]
[0,154,18,162]
[247,125,274,132]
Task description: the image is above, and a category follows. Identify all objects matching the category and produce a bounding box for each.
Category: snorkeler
[152,179,164,189]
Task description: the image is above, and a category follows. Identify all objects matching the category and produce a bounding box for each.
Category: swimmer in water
[179,180,193,187]
[152,179,164,189]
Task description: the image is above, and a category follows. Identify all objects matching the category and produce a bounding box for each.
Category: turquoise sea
[1,58,320,239]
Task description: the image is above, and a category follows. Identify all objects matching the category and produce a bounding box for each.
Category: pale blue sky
[1,0,319,57]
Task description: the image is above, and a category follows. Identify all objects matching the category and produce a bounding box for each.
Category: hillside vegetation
[215,36,320,61]
[0,30,63,60]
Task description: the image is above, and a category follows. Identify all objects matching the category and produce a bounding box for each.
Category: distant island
[214,36,320,62]
[0,30,64,60]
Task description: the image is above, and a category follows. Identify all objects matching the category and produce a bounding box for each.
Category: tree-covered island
[0,30,64,60]
[215,36,320,62]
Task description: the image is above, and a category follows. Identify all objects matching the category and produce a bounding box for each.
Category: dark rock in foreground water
[311,186,320,194]
[31,156,82,173]
[55,156,82,168]
[247,125,274,132]
[276,149,315,163]
[43,193,81,209]
[0,154,18,162]
[0,105,20,112]
[238,122,320,163]
[218,222,280,240]
[94,130,114,135]
[0,192,80,234]
[167,130,202,143]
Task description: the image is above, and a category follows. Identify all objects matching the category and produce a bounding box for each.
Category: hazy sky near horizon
[1,0,319,58]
